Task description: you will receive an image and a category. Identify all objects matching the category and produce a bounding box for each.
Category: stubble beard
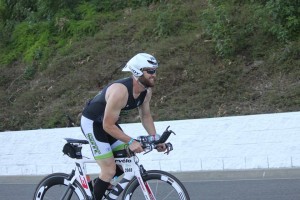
[139,76,155,88]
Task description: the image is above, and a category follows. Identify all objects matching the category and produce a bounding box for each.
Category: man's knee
[97,158,116,181]
[104,165,116,177]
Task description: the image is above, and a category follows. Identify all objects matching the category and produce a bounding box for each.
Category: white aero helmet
[122,53,158,77]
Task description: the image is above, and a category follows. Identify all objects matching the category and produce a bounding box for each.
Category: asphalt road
[1,168,300,200]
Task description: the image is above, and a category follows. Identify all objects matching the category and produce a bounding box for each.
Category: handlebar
[127,126,176,156]
[155,126,176,144]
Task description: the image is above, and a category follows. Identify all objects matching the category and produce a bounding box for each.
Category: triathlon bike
[33,126,190,200]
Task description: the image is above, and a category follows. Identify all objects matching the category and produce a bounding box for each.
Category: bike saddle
[64,138,89,144]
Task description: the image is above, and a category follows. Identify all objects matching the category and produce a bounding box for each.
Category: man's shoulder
[114,76,132,84]
[106,82,129,100]
[108,82,127,92]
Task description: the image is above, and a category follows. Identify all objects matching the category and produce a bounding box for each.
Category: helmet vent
[147,59,157,65]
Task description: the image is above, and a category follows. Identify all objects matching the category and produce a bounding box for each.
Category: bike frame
[72,155,156,200]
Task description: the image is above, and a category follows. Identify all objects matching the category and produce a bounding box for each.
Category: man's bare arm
[103,83,132,143]
[139,89,156,135]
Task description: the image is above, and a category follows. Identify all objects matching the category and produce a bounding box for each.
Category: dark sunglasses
[143,69,156,75]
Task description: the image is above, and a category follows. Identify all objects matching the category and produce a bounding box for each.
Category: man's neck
[132,76,147,94]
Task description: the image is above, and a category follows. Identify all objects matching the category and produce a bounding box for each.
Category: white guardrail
[0,111,300,175]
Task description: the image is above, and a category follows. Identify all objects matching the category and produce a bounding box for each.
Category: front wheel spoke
[154,180,159,196]
[123,171,190,200]
[162,189,175,200]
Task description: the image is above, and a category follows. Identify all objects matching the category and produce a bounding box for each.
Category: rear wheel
[122,170,190,200]
[33,173,88,200]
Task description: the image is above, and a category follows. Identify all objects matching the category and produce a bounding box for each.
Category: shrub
[23,65,37,80]
[256,0,300,42]
[202,2,236,58]
[202,0,299,58]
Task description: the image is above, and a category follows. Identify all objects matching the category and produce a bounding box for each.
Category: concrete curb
[1,168,300,184]
[172,167,300,181]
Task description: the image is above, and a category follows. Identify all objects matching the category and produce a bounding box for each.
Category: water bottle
[137,134,160,146]
[106,177,131,199]
[146,134,160,143]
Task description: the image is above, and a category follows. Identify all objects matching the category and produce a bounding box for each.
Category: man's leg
[93,157,116,200]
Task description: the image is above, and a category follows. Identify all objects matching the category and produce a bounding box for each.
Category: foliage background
[0,0,299,131]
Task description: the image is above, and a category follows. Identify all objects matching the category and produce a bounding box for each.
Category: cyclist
[80,53,167,200]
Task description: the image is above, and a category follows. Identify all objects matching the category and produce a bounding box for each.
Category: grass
[0,0,299,131]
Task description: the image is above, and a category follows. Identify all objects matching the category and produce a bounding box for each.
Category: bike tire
[122,170,190,200]
[33,173,89,200]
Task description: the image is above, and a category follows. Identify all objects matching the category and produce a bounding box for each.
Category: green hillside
[0,0,299,131]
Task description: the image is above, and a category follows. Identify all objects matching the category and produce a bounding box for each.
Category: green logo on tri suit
[87,133,101,155]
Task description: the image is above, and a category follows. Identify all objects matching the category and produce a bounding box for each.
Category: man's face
[139,68,157,87]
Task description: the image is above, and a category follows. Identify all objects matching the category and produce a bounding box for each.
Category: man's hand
[129,140,144,153]
[156,143,167,152]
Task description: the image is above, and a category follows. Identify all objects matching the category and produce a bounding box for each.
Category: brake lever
[164,142,173,155]
[143,143,153,155]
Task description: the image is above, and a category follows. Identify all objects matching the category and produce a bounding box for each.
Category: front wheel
[122,170,190,200]
[33,173,89,200]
